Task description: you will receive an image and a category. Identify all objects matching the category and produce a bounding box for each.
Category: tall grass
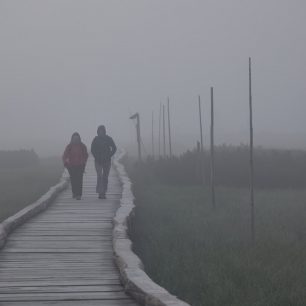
[141,146,306,189]
[0,157,63,222]
[126,155,306,306]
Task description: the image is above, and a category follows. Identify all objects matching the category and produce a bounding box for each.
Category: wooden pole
[163,104,166,157]
[198,95,204,152]
[152,111,155,158]
[199,95,205,185]
[210,87,216,208]
[158,103,162,157]
[136,114,142,162]
[249,57,255,243]
[129,113,142,162]
[197,141,201,182]
[167,97,172,157]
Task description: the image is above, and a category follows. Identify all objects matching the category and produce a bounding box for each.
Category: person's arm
[81,144,88,172]
[62,145,70,167]
[91,138,98,160]
[109,138,117,157]
[83,144,89,163]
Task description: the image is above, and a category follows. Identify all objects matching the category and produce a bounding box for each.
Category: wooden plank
[0,291,131,301]
[14,222,113,227]
[11,231,111,236]
[0,251,112,258]
[0,281,122,288]
[4,241,113,248]
[0,274,121,281]
[7,235,112,240]
[1,249,111,253]
[0,284,123,294]
[2,300,138,306]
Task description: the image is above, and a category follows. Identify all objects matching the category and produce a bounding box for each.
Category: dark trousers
[95,161,111,195]
[68,165,85,197]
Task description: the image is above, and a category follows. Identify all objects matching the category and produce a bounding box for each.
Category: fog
[0,0,306,156]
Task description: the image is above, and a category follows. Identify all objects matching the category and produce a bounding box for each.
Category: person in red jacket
[62,132,88,200]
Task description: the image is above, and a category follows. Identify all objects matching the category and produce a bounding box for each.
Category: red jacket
[62,143,88,167]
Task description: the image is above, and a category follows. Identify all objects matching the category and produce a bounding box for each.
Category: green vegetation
[0,149,39,168]
[126,153,306,306]
[141,146,306,189]
[0,156,63,222]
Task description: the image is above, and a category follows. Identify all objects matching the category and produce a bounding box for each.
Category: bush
[0,149,39,168]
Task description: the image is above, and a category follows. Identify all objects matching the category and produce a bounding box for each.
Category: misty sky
[1,0,306,155]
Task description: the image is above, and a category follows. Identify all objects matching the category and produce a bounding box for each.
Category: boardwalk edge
[113,151,190,306]
[0,171,69,249]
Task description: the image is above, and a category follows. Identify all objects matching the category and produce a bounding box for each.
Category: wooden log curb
[113,151,190,306]
[0,171,69,249]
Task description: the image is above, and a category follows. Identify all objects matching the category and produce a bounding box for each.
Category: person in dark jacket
[63,132,88,200]
[91,125,117,199]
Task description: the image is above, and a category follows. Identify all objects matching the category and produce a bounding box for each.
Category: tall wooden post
[137,115,142,161]
[199,95,205,185]
[158,103,162,157]
[198,95,204,152]
[196,141,202,182]
[249,57,255,243]
[167,97,172,157]
[210,87,216,208]
[151,111,155,158]
[129,113,142,162]
[163,104,166,157]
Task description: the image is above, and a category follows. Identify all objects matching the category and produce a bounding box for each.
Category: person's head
[71,132,81,144]
[97,125,106,137]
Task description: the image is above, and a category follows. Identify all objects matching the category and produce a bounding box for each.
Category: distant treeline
[128,145,306,189]
[0,150,39,168]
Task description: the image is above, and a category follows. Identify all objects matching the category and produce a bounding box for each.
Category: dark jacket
[91,135,117,164]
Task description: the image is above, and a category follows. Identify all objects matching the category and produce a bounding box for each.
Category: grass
[0,157,63,222]
[129,183,306,306]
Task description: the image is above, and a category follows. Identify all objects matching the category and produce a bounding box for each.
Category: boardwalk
[0,158,138,306]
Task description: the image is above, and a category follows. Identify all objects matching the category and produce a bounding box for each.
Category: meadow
[126,148,306,306]
[0,153,63,222]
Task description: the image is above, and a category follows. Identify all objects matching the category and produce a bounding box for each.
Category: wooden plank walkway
[0,158,139,306]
